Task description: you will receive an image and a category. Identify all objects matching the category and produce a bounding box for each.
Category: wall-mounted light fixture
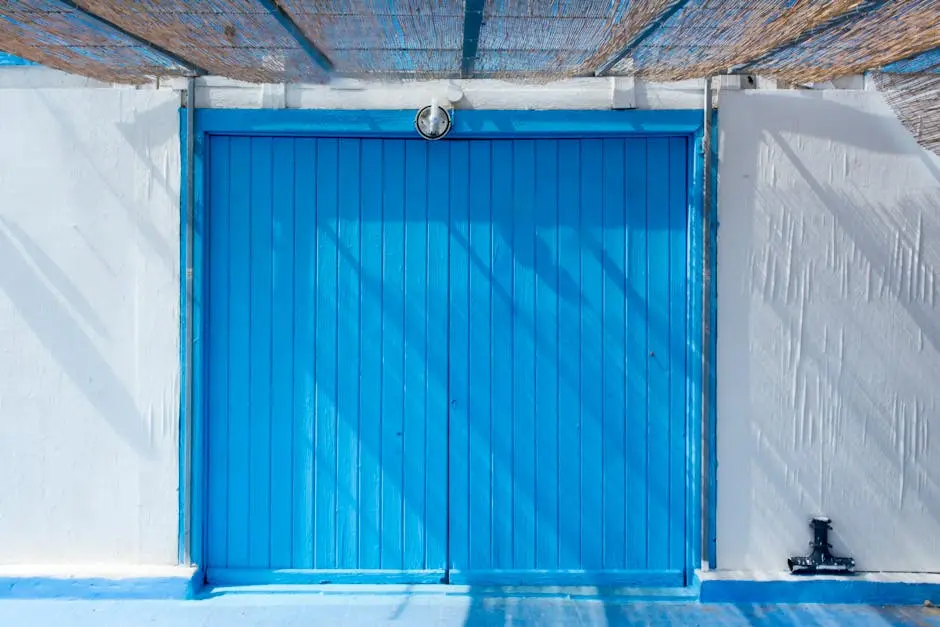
[415,98,452,140]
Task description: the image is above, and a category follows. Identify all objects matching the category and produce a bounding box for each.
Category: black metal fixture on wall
[788,517,856,575]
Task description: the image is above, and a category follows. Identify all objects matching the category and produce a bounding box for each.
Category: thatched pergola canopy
[1,0,939,84]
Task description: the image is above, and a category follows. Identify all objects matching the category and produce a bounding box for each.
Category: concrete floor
[1,592,939,626]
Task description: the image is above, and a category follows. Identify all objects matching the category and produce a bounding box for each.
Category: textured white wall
[0,88,181,565]
[2,76,937,574]
[718,90,940,572]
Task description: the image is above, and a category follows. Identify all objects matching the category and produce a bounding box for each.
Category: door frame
[179,109,714,586]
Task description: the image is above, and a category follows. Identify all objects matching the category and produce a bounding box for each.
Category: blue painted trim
[686,123,704,581]
[183,110,210,577]
[255,0,334,73]
[194,109,703,138]
[682,109,717,577]
[460,0,485,77]
[706,109,719,570]
[448,570,684,587]
[209,569,683,589]
[179,106,208,575]
[209,570,447,586]
[698,576,940,605]
[0,572,201,600]
[0,53,36,66]
[188,568,206,598]
[594,0,693,75]
[178,108,188,565]
[191,113,209,573]
[201,583,699,601]
[190,109,706,585]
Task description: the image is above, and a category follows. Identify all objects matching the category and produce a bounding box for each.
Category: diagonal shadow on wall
[718,91,940,572]
[0,221,154,457]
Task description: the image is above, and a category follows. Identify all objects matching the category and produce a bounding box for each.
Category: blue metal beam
[0,52,36,66]
[594,0,693,76]
[63,0,206,76]
[881,47,940,74]
[461,0,485,78]
[732,0,886,73]
[255,0,334,74]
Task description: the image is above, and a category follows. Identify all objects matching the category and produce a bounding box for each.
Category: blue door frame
[179,108,716,585]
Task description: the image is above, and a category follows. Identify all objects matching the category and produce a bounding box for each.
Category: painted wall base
[201,582,699,602]
[447,570,684,587]
[15,566,934,604]
[207,568,685,588]
[0,566,201,600]
[697,570,940,605]
[208,569,447,586]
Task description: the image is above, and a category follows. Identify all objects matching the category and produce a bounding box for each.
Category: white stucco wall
[718,90,940,572]
[0,87,181,565]
[1,71,937,575]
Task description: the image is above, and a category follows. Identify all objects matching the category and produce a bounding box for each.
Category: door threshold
[199,582,699,602]
[201,568,696,601]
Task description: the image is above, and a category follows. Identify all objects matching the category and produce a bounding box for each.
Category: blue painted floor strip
[0,595,938,626]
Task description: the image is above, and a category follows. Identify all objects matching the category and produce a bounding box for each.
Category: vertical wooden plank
[403,141,429,570]
[555,139,582,570]
[579,139,604,571]
[448,141,471,571]
[425,141,450,572]
[292,138,317,569]
[248,137,273,568]
[467,140,493,571]
[534,139,560,571]
[601,139,627,570]
[646,138,671,570]
[250,137,276,569]
[512,139,537,571]
[380,139,406,570]
[314,138,339,570]
[269,138,295,568]
[336,138,362,569]
[226,136,252,568]
[489,140,514,570]
[667,137,689,569]
[207,136,231,569]
[358,139,384,570]
[625,137,649,570]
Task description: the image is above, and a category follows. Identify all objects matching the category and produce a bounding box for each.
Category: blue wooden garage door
[205,135,689,585]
